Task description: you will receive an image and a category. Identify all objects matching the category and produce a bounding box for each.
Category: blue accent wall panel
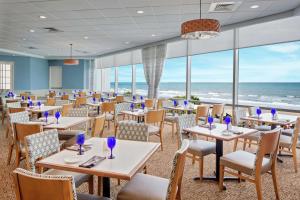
[30,58,49,89]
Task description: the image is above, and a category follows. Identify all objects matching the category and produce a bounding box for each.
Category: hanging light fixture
[181,0,220,39]
[64,44,79,65]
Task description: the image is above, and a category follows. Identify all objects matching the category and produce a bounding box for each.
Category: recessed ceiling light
[250,5,259,9]
[125,41,130,44]
[29,29,35,33]
[151,34,156,37]
[22,38,26,41]
[39,15,47,19]
[84,36,89,39]
[137,10,144,14]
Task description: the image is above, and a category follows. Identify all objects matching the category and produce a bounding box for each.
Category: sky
[113,41,300,83]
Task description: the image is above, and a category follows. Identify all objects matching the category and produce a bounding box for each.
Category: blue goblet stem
[56,119,59,124]
[79,145,82,155]
[209,123,212,130]
[227,124,229,131]
[110,148,113,159]
[46,116,48,123]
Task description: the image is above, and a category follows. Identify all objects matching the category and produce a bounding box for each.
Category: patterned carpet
[1,121,300,200]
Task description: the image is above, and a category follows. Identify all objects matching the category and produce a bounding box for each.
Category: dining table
[122,109,147,123]
[41,116,90,130]
[36,137,160,197]
[184,123,258,185]
[86,102,102,115]
[163,105,196,114]
[27,105,61,118]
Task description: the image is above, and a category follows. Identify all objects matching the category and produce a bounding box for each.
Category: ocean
[113,82,300,109]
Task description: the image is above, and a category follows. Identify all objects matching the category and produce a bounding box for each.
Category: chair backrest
[116,95,124,103]
[211,104,224,118]
[48,92,56,98]
[9,107,26,114]
[115,102,131,116]
[7,101,21,108]
[166,139,189,200]
[93,93,101,99]
[62,104,73,116]
[145,109,165,124]
[102,102,115,113]
[55,100,70,106]
[145,99,154,109]
[24,129,60,172]
[9,111,30,124]
[176,114,196,146]
[254,128,281,174]
[67,108,88,117]
[15,123,43,144]
[162,100,173,108]
[91,115,105,137]
[196,105,209,122]
[118,121,149,142]
[74,97,87,107]
[61,94,69,100]
[156,98,166,109]
[248,106,259,116]
[78,91,86,97]
[20,93,28,98]
[46,98,56,106]
[13,168,76,200]
[29,96,36,101]
[291,117,300,148]
[233,108,247,126]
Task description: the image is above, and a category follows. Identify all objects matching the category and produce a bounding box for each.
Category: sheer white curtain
[142,44,166,98]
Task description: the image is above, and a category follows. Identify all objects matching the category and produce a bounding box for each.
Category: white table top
[86,102,102,107]
[125,100,144,104]
[28,105,61,113]
[42,116,90,130]
[241,113,298,126]
[36,137,160,180]
[122,109,147,117]
[164,105,196,112]
[184,123,258,141]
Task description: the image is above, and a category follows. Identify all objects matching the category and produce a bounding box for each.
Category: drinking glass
[76,133,85,155]
[93,97,96,104]
[21,96,25,101]
[173,100,177,107]
[100,97,104,102]
[208,116,214,130]
[130,103,134,112]
[256,108,262,119]
[271,108,276,120]
[44,111,49,122]
[140,96,144,101]
[55,111,60,124]
[184,100,188,107]
[141,103,145,110]
[37,101,41,109]
[29,101,33,107]
[107,136,116,159]
[224,116,231,131]
[133,96,136,101]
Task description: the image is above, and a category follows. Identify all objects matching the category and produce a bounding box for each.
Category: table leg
[102,177,110,198]
[97,106,100,115]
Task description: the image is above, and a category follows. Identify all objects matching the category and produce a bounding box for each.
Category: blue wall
[30,58,49,90]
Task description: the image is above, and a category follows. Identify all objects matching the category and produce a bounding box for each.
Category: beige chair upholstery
[117,140,189,200]
[219,128,281,200]
[145,110,165,150]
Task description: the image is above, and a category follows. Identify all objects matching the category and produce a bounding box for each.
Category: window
[49,66,62,89]
[191,50,233,103]
[239,41,300,108]
[0,62,13,90]
[135,64,147,96]
[160,57,186,98]
[118,65,132,94]
[110,67,115,92]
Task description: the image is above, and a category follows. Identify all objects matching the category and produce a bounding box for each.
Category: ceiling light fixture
[181,0,220,39]
[39,15,47,19]
[125,41,130,44]
[250,5,259,9]
[84,36,89,39]
[151,34,156,37]
[137,10,144,14]
[29,29,35,33]
[22,38,26,41]
[64,44,79,65]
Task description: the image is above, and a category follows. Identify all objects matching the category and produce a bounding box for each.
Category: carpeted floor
[1,121,300,200]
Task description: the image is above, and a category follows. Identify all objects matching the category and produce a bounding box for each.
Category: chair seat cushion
[280,135,292,148]
[243,132,261,141]
[188,140,216,157]
[77,193,110,200]
[164,115,176,123]
[117,173,168,200]
[105,113,114,121]
[254,125,271,131]
[282,129,294,136]
[220,150,271,175]
[44,169,91,187]
[58,130,85,140]
[148,125,160,135]
[198,116,206,122]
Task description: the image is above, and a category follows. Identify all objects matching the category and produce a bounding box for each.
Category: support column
[186,40,191,100]
[232,28,239,114]
[132,64,136,95]
[115,67,118,93]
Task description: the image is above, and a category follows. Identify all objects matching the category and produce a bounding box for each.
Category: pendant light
[64,44,79,65]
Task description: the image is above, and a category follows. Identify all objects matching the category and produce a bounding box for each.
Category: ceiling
[0,0,299,58]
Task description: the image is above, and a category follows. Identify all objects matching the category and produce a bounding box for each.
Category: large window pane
[191,50,233,103]
[118,65,132,94]
[239,41,300,109]
[110,67,115,92]
[136,64,148,96]
[159,57,186,98]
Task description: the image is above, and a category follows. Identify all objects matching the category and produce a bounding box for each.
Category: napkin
[79,156,106,168]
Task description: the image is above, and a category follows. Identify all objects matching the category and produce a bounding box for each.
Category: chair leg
[97,177,102,196]
[5,125,9,138]
[248,140,252,148]
[192,155,196,164]
[15,150,20,167]
[255,176,263,200]
[271,164,280,199]
[88,176,94,194]
[233,139,238,151]
[117,179,121,185]
[1,111,5,125]
[171,123,174,137]
[199,158,203,180]
[219,165,225,191]
[159,132,163,151]
[143,165,147,174]
[292,148,298,173]
[7,143,14,165]
[243,138,247,150]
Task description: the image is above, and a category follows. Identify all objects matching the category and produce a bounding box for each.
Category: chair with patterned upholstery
[7,101,22,108]
[279,117,300,172]
[46,98,56,106]
[114,102,131,134]
[118,121,149,142]
[13,168,109,200]
[5,107,27,138]
[163,100,177,137]
[145,109,165,150]
[219,128,281,200]
[24,129,94,193]
[62,104,73,117]
[55,100,70,106]
[196,105,209,125]
[176,114,216,180]
[117,139,189,200]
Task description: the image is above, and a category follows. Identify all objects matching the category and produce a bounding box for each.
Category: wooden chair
[74,97,87,108]
[102,102,115,129]
[117,139,189,200]
[279,117,300,172]
[49,91,56,98]
[116,95,124,103]
[13,168,106,200]
[93,93,101,99]
[176,114,215,180]
[145,99,154,109]
[219,128,281,200]
[196,105,209,125]
[145,109,165,150]
[62,104,73,116]
[114,103,131,135]
[211,104,224,123]
[14,123,43,166]
[91,115,105,137]
[46,98,56,106]
[78,91,86,97]
[156,98,165,110]
[29,96,36,100]
[6,107,27,138]
[61,94,69,100]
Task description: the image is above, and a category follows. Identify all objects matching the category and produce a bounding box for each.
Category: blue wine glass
[21,96,25,101]
[107,93,110,97]
[208,116,214,130]
[224,116,231,131]
[76,133,85,155]
[93,97,96,104]
[173,100,177,107]
[271,108,276,119]
[184,100,188,107]
[73,94,76,99]
[141,103,145,110]
[55,111,60,124]
[58,92,61,96]
[29,100,33,107]
[44,111,49,122]
[130,103,134,111]
[140,96,144,101]
[100,97,104,102]
[63,92,66,95]
[28,96,31,101]
[107,136,116,159]
[37,101,41,109]
[256,108,262,119]
[133,95,136,101]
